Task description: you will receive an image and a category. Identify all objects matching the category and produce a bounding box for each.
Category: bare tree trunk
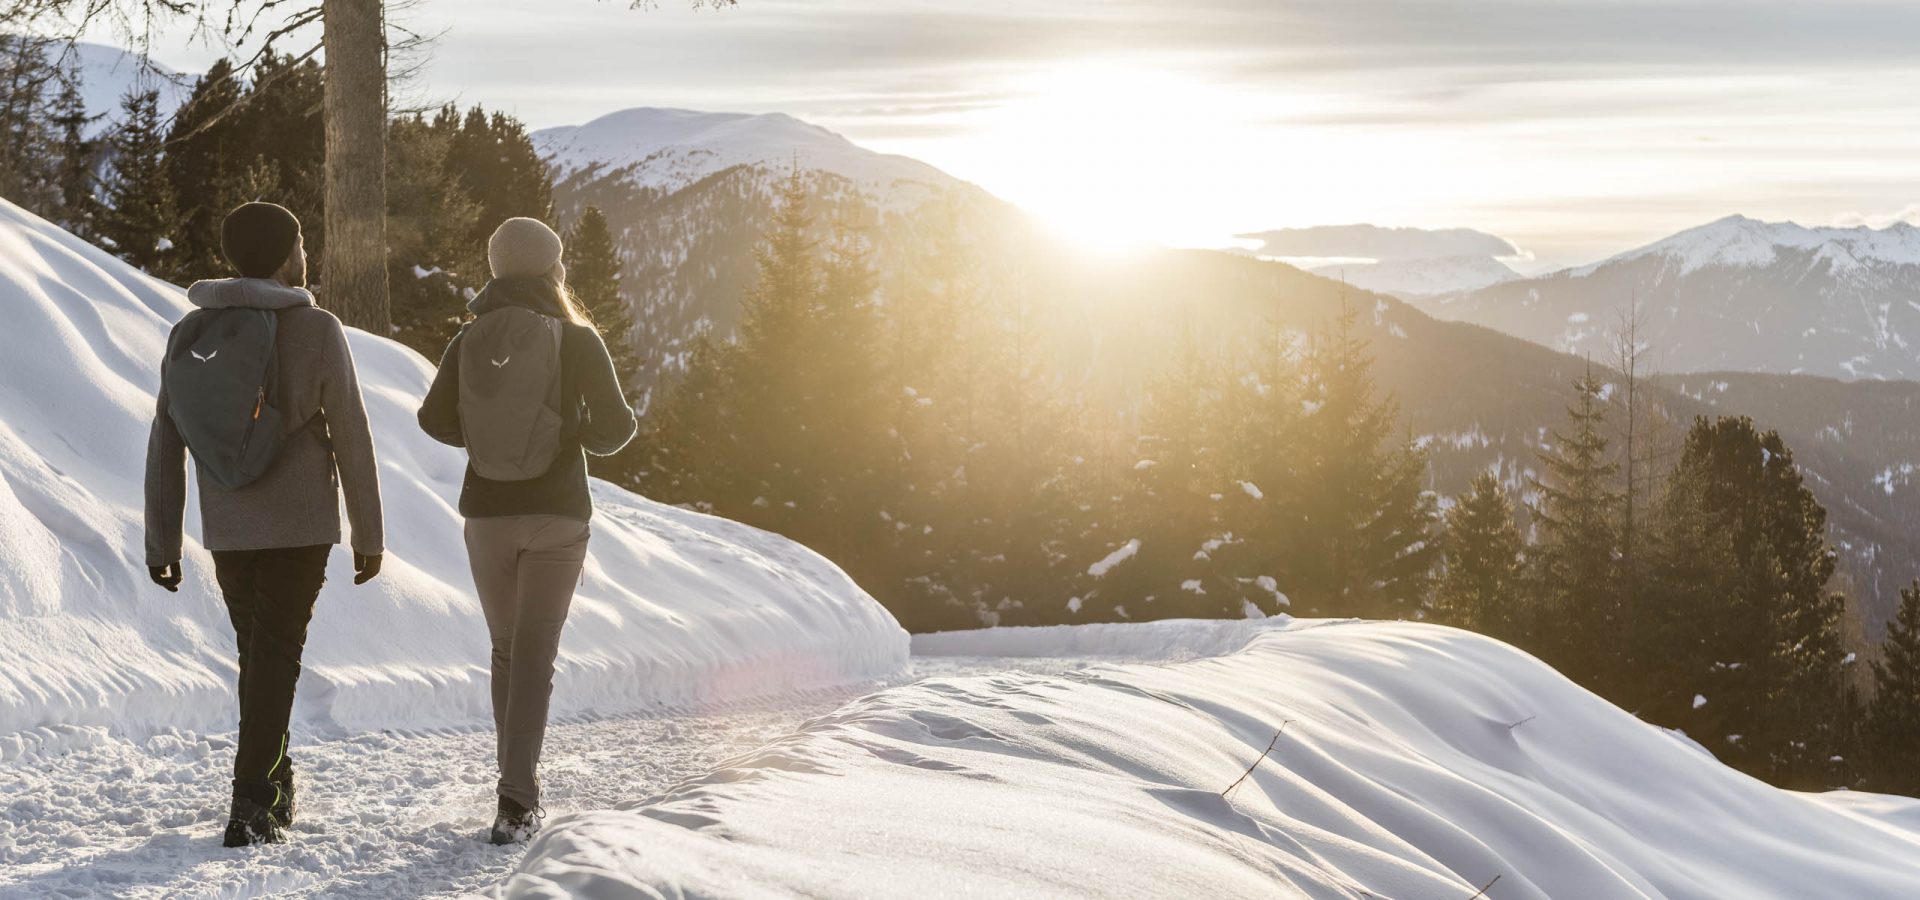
[320,0,389,333]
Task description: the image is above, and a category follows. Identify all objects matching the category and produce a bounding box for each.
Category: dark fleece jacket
[417,277,637,521]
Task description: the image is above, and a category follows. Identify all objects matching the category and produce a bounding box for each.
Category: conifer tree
[1107,328,1233,619]
[449,108,553,252]
[565,205,636,378]
[99,89,177,274]
[1435,473,1528,641]
[387,109,483,356]
[1287,302,1436,618]
[48,63,98,240]
[1646,416,1854,787]
[162,58,244,277]
[1529,364,1622,693]
[1868,581,1920,794]
[0,35,61,218]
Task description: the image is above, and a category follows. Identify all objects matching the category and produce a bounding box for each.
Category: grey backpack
[163,308,285,490]
[459,307,566,481]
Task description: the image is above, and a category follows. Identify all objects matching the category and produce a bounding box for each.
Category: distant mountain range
[1421,215,1920,381]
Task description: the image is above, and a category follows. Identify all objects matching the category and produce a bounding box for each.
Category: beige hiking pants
[464,514,590,808]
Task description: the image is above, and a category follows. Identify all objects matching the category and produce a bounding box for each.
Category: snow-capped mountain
[1310,253,1519,298]
[48,41,191,137]
[538,107,1010,406]
[1425,215,1920,380]
[535,107,960,202]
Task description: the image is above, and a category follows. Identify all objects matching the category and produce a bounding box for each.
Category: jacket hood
[185,278,317,311]
[468,276,570,320]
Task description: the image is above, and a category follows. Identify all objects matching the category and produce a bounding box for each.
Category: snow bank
[913,617,1304,662]
[0,197,908,743]
[502,621,1920,899]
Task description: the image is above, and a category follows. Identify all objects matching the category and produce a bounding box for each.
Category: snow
[1086,538,1140,577]
[1572,214,1920,277]
[913,617,1298,661]
[0,658,1046,897]
[52,42,193,139]
[1237,479,1263,500]
[533,107,960,199]
[0,196,908,743]
[1694,694,1708,709]
[505,620,1920,898]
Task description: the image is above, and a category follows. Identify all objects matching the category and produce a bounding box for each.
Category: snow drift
[0,197,908,748]
[501,620,1920,899]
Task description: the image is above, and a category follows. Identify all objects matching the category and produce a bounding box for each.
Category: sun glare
[957,65,1271,254]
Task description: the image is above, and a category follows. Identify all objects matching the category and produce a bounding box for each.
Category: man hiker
[144,202,385,847]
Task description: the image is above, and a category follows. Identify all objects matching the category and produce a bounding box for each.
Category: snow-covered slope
[1571,215,1920,277]
[1426,215,1920,380]
[502,620,1920,898]
[534,107,959,198]
[1310,254,1519,298]
[47,41,191,137]
[0,197,908,746]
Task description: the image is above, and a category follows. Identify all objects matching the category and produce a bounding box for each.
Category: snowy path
[0,658,1087,899]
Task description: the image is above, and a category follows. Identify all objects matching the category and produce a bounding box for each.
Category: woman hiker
[417,217,637,844]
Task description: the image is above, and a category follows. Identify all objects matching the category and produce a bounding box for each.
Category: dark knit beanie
[221,202,302,278]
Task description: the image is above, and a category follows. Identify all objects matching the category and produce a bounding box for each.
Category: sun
[955,64,1276,253]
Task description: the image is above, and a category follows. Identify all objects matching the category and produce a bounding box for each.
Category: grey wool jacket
[145,278,385,566]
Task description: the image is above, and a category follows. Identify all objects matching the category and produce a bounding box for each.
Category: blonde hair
[545,262,595,329]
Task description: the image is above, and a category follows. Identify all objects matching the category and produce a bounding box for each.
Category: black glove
[149,562,182,592]
[353,552,383,585]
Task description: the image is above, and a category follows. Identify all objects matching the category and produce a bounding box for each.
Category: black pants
[211,544,330,805]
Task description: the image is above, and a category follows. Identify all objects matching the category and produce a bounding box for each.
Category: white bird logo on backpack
[191,349,218,362]
[491,356,510,368]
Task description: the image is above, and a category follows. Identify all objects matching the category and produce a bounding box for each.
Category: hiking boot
[489,796,544,845]
[270,766,296,827]
[222,795,285,847]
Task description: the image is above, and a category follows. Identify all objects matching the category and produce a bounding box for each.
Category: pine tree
[1286,301,1436,618]
[1435,473,1528,641]
[1104,327,1234,620]
[224,51,326,254]
[387,109,483,356]
[1645,416,1854,787]
[48,62,98,240]
[0,35,61,218]
[1529,363,1622,693]
[565,205,636,377]
[162,58,244,278]
[1868,581,1920,795]
[99,89,177,274]
[448,108,553,254]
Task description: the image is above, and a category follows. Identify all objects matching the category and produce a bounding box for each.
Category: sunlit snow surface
[505,619,1920,899]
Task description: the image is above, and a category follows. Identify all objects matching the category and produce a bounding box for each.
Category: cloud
[1234,224,1520,261]
[1833,204,1920,228]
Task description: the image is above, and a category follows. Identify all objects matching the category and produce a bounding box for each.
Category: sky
[92,0,1920,271]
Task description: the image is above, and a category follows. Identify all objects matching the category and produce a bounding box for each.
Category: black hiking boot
[270,766,296,827]
[489,796,544,845]
[222,795,285,847]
